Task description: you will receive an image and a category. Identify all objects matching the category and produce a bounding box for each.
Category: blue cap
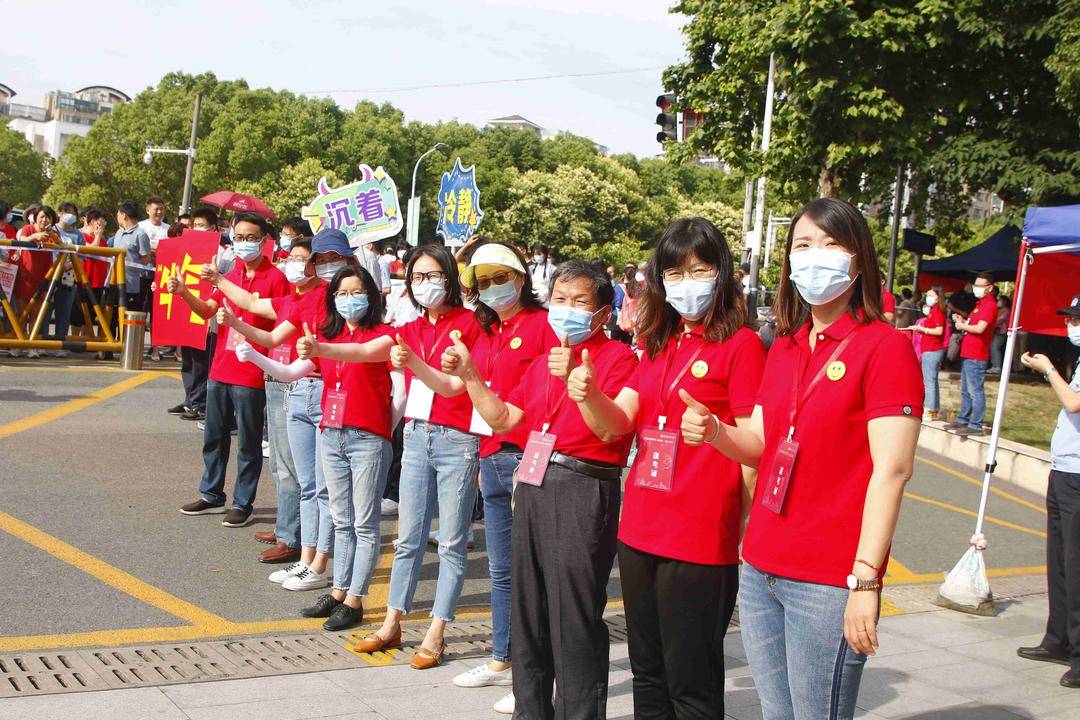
[312,228,352,256]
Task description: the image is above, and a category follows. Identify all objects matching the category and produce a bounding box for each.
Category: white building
[486,114,610,155]
[1,84,129,158]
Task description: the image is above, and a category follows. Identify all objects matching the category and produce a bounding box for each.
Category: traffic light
[656,93,677,144]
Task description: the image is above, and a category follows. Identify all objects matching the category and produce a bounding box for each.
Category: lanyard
[541,341,594,432]
[786,330,858,440]
[418,316,455,364]
[485,313,524,378]
[656,336,704,430]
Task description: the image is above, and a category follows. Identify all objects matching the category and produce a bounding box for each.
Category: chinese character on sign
[436,158,484,248]
[301,164,403,248]
[326,198,355,231]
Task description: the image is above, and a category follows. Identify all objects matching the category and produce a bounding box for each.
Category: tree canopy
[0,125,49,208]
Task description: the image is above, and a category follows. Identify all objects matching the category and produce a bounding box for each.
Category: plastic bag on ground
[935,541,997,616]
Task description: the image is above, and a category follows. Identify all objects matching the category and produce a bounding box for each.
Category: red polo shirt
[317,323,397,439]
[209,257,290,388]
[960,295,998,361]
[81,232,111,287]
[269,282,328,364]
[743,313,923,587]
[620,326,766,566]
[881,286,895,315]
[472,307,559,457]
[14,224,53,302]
[921,305,946,352]
[399,306,483,432]
[507,332,639,466]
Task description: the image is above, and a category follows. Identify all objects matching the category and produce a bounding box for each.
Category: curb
[918,420,1050,497]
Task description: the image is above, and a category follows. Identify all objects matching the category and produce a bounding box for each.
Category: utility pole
[886,164,905,292]
[747,54,776,319]
[406,142,446,246]
[180,92,201,215]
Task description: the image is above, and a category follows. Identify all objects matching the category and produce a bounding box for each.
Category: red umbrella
[199,191,275,219]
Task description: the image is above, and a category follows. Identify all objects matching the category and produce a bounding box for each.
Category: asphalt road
[0,358,1050,653]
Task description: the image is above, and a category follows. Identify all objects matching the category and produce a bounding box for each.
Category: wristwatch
[846,574,882,592]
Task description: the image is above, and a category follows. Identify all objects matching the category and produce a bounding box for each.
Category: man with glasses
[168,212,291,528]
[945,271,999,436]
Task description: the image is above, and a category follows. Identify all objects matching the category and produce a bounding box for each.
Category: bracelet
[704,413,721,444]
[856,558,880,572]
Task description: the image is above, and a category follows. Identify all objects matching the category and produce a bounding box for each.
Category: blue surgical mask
[279,234,294,251]
[284,261,308,285]
[233,241,262,261]
[1068,324,1080,347]
[478,280,520,312]
[548,304,599,346]
[335,295,369,322]
[663,277,715,321]
[788,249,857,306]
[316,261,347,282]
[60,213,77,227]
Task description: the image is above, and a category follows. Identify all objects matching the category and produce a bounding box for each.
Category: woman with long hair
[567,217,765,717]
[689,198,923,719]
[909,285,946,420]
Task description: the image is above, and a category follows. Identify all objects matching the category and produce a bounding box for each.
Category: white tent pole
[974,245,1033,535]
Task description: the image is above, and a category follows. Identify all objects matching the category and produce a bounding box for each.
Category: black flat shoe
[300,594,342,618]
[1061,668,1080,688]
[323,603,363,631]
[1017,646,1070,666]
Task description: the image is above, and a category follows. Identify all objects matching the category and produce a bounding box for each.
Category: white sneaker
[6,349,19,357]
[269,561,306,584]
[381,498,399,516]
[453,662,513,688]
[53,349,68,358]
[493,693,514,715]
[282,565,330,591]
[261,440,270,458]
[26,349,40,359]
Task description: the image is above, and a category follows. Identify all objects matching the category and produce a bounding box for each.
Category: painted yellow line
[884,557,921,583]
[0,371,168,439]
[916,455,1047,515]
[886,565,1047,586]
[361,529,398,614]
[880,596,903,617]
[0,512,235,630]
[903,491,1047,538]
[0,364,128,373]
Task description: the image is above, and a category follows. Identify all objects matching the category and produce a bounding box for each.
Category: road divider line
[0,512,236,630]
[902,491,1047,538]
[362,525,399,615]
[0,371,169,439]
[915,455,1047,515]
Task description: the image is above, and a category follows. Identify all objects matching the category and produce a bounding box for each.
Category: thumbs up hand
[390,333,414,369]
[216,304,234,328]
[296,322,319,360]
[567,348,597,403]
[165,272,182,294]
[548,334,576,382]
[679,388,718,446]
[200,261,220,286]
[442,335,473,377]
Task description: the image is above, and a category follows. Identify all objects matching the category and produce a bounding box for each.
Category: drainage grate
[207,634,364,676]
[79,644,247,689]
[0,652,111,697]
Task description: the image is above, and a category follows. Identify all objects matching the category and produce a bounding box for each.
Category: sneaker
[381,498,399,516]
[221,508,252,527]
[196,420,206,431]
[6,349,19,357]
[179,499,226,515]
[26,349,40,359]
[323,603,363,631]
[269,561,307,584]
[150,349,161,362]
[53,349,68,358]
[454,662,513,688]
[955,426,984,437]
[301,593,342,618]
[167,403,188,416]
[493,693,515,715]
[181,408,206,421]
[282,565,331,591]
[262,440,270,458]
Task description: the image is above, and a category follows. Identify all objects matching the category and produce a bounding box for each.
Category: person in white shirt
[138,196,170,253]
[527,243,556,305]
[355,241,390,296]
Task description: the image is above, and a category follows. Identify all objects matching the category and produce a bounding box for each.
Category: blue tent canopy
[919,224,1021,282]
[1023,204,1080,246]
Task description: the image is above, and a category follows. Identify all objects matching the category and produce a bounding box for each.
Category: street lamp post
[406,142,446,246]
[143,92,202,215]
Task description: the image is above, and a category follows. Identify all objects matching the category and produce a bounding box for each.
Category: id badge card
[469,381,494,437]
[270,344,293,365]
[761,437,799,514]
[516,428,557,487]
[225,326,242,351]
[404,377,435,421]
[632,426,679,491]
[324,388,348,429]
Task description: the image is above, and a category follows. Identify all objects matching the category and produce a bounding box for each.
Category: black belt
[550,452,621,481]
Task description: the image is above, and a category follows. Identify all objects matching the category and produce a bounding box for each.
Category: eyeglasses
[410,271,447,285]
[476,271,514,290]
[334,290,366,299]
[233,234,263,243]
[661,268,718,284]
[286,255,309,264]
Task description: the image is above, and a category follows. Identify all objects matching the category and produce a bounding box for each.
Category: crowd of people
[3,191,1077,716]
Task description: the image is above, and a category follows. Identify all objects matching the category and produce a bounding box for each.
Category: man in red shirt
[881,282,896,324]
[446,260,638,720]
[946,271,998,436]
[167,212,291,528]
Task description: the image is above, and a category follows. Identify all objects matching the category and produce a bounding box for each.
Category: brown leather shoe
[410,642,446,670]
[259,542,300,564]
[254,531,276,544]
[350,627,402,654]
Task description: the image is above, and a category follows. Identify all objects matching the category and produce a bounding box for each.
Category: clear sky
[1,0,686,157]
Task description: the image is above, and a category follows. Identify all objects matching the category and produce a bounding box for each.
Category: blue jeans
[388,420,479,622]
[322,426,391,596]
[266,380,300,548]
[739,563,867,720]
[47,284,75,341]
[920,349,944,414]
[288,378,332,554]
[957,358,989,429]
[480,448,521,663]
[200,379,265,513]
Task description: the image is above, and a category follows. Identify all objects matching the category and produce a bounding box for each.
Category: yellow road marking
[885,565,1047,586]
[880,596,903,617]
[0,364,128,373]
[0,512,235,630]
[916,455,1047,515]
[903,491,1047,538]
[0,371,168,439]
[884,557,921,583]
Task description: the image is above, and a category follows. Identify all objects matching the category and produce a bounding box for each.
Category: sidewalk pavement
[0,593,1076,720]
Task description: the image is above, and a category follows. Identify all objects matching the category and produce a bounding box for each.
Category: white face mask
[634,272,645,283]
[973,286,987,299]
[788,248,857,306]
[1069,324,1080,347]
[316,261,347,282]
[412,278,448,308]
[925,295,938,307]
[284,261,308,285]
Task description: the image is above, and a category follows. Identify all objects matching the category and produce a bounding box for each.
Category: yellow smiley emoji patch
[827,360,846,381]
[510,337,523,349]
[450,329,462,340]
[690,360,709,378]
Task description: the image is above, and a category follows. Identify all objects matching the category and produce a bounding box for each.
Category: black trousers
[511,464,620,720]
[619,542,739,719]
[180,346,209,412]
[1043,469,1080,669]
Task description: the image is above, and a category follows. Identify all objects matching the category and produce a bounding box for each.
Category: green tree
[0,125,49,206]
